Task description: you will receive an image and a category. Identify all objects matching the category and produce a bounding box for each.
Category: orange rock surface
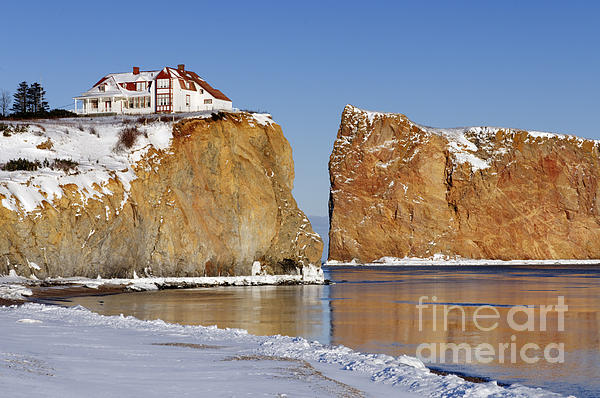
[328,105,600,262]
[0,113,322,278]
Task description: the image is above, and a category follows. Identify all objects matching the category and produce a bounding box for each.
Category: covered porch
[74,95,153,115]
[74,96,120,115]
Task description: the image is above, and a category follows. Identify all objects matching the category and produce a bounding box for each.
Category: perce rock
[328,105,600,262]
[0,112,322,278]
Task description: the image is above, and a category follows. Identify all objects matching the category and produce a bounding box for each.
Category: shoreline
[0,271,328,305]
[0,285,126,307]
[1,285,524,392]
[0,267,578,396]
[0,286,507,388]
[0,302,564,397]
[1,280,571,395]
[326,258,600,266]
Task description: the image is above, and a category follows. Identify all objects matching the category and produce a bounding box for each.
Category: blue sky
[1,1,598,217]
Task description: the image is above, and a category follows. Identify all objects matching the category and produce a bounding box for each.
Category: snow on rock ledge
[0,112,323,278]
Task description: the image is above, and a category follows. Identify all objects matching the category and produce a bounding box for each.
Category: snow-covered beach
[0,303,566,398]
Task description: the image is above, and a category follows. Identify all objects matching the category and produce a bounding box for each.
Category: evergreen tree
[11,81,28,114]
[27,82,49,113]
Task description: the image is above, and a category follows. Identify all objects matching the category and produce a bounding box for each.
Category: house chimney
[178,64,185,71]
[133,66,140,75]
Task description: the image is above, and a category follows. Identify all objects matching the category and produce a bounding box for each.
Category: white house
[74,64,232,115]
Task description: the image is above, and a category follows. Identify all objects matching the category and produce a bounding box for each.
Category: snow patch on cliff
[342,105,599,174]
[0,117,174,214]
[250,113,275,126]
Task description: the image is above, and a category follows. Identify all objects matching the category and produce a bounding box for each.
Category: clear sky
[1,1,598,217]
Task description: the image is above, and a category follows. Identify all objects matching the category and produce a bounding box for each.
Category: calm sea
[66,265,600,397]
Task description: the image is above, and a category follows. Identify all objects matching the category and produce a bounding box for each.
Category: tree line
[11,81,49,114]
[0,81,72,119]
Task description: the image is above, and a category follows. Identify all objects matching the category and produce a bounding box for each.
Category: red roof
[92,76,109,88]
[174,69,231,101]
[89,66,232,102]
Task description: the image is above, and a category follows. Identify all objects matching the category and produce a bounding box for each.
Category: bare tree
[0,90,10,117]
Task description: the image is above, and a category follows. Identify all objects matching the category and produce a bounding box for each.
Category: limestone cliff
[0,112,322,278]
[328,105,600,262]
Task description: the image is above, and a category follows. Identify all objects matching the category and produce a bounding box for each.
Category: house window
[186,95,190,106]
[98,85,105,92]
[204,99,212,104]
[136,82,145,91]
[199,89,204,94]
[146,97,151,108]
[157,79,169,89]
[91,99,98,109]
[157,94,171,106]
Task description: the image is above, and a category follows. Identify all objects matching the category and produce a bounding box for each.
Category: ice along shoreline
[0,263,326,305]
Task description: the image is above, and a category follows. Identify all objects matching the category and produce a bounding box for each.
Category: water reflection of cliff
[71,285,327,339]
[326,266,600,391]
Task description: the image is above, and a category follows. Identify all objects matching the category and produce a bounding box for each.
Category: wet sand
[28,284,129,303]
[0,298,21,306]
[0,284,130,307]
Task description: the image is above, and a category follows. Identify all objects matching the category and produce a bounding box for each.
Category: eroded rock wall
[329,105,600,262]
[0,113,322,278]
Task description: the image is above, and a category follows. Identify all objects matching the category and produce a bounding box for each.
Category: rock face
[0,113,322,278]
[328,105,600,262]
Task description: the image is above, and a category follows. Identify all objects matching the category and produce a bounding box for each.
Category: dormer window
[136,82,145,91]
[157,79,169,89]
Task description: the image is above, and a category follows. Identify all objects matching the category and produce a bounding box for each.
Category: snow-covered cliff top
[0,117,172,215]
[0,111,274,215]
[342,104,599,172]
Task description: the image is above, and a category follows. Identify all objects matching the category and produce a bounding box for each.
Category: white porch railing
[75,107,114,115]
